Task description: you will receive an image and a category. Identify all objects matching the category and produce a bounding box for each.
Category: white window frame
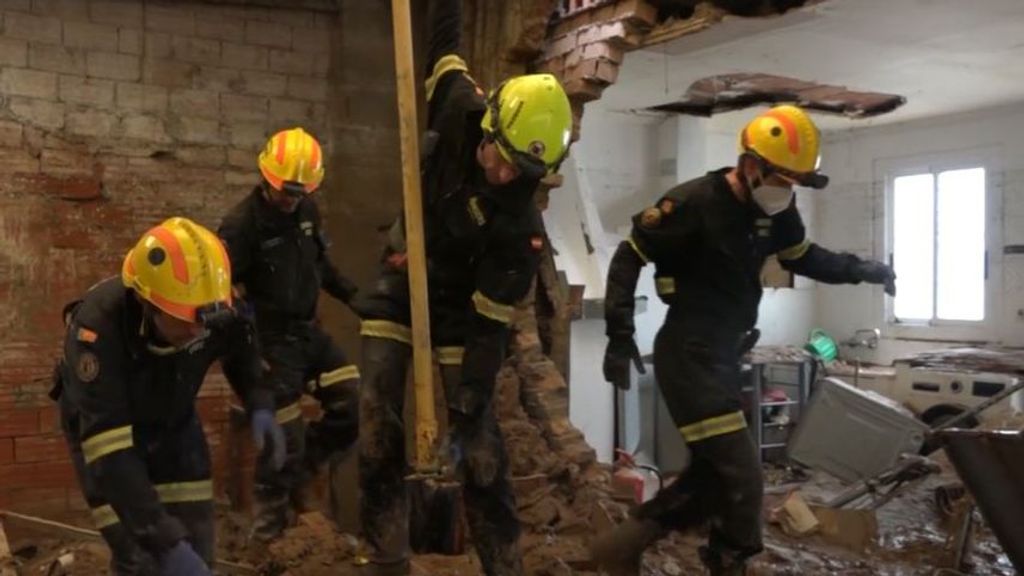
[875,146,1003,343]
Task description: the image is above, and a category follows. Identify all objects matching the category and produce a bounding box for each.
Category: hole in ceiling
[649,0,816,20]
[647,73,907,118]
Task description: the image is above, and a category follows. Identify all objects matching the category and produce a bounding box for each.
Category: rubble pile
[1,327,1017,574]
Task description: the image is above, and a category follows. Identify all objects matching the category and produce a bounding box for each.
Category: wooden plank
[0,511,256,574]
[0,518,17,576]
[391,0,439,474]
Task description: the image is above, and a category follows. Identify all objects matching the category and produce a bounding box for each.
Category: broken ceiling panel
[649,73,906,117]
[648,0,815,20]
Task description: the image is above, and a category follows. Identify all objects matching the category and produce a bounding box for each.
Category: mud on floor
[2,462,1015,575]
[2,354,1018,575]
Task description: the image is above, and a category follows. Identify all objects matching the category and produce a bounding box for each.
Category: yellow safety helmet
[481,73,572,179]
[258,127,325,195]
[122,217,233,324]
[738,105,828,189]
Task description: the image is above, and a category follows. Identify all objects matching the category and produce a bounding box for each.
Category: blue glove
[159,541,210,576]
[252,408,287,471]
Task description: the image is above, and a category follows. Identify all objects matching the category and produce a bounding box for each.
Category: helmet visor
[491,130,548,181]
[748,151,829,189]
[195,301,235,329]
[279,180,308,198]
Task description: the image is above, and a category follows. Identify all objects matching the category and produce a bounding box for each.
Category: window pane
[893,173,935,320]
[936,167,985,321]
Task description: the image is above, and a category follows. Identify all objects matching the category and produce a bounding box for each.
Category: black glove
[603,336,645,391]
[737,328,760,357]
[854,260,896,296]
[337,276,359,304]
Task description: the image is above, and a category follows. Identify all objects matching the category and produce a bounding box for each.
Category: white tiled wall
[817,104,1024,359]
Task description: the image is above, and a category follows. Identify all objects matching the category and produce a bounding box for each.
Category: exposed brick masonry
[0,0,336,515]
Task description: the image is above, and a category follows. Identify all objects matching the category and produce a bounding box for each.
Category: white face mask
[751,184,794,216]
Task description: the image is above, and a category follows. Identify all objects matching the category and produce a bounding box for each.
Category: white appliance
[892,362,1022,425]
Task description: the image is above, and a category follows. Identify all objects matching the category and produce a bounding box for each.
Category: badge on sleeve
[530,236,544,251]
[76,352,100,383]
[640,207,662,228]
[659,199,675,215]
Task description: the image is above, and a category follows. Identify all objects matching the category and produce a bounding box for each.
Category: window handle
[984,249,989,280]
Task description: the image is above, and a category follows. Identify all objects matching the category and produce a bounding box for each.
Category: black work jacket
[58,277,270,556]
[219,188,357,328]
[606,169,863,346]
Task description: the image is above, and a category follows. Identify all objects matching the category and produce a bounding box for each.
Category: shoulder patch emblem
[530,236,544,251]
[640,207,662,228]
[76,328,98,343]
[659,199,675,215]
[76,352,100,383]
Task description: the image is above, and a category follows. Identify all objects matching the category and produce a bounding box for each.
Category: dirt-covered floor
[2,356,1018,575]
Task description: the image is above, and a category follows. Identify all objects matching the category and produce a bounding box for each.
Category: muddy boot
[699,546,748,576]
[589,518,665,576]
[360,558,410,576]
[249,486,291,543]
[360,508,411,576]
[480,540,523,576]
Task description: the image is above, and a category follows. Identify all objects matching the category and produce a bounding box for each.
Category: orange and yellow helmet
[258,127,325,194]
[738,105,828,189]
[122,217,233,324]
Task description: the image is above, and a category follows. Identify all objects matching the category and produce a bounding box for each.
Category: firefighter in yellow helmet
[591,105,896,576]
[352,1,571,574]
[54,218,285,576]
[218,127,362,542]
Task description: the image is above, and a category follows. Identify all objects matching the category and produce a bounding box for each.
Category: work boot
[698,546,748,576]
[589,518,665,576]
[361,558,410,576]
[360,511,411,576]
[249,487,291,543]
[479,540,523,576]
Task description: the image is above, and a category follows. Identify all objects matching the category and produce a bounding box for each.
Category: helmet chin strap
[738,155,764,201]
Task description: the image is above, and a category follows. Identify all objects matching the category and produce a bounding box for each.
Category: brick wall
[541,1,655,95]
[0,0,675,520]
[0,0,339,515]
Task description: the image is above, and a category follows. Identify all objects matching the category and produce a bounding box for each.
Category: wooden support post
[390,0,438,474]
[390,0,466,556]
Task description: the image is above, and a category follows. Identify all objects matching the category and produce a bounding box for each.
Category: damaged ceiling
[649,73,906,118]
[647,0,816,19]
[597,0,1024,132]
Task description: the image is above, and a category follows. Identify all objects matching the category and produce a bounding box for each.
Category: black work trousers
[635,319,764,561]
[355,260,522,575]
[63,413,214,576]
[252,322,360,539]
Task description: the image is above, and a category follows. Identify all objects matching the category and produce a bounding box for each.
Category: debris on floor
[771,491,820,536]
[0,348,1017,575]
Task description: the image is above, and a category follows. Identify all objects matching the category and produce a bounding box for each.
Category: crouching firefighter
[591,105,897,576]
[53,218,287,576]
[218,127,362,542]
[353,0,573,574]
